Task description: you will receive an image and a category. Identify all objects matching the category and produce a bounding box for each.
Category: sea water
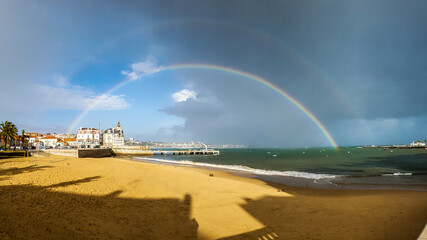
[134,147,427,190]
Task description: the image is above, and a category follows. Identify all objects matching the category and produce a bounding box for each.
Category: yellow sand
[0,155,426,240]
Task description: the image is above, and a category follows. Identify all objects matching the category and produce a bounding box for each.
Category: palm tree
[21,130,28,148]
[0,121,18,151]
[0,121,7,150]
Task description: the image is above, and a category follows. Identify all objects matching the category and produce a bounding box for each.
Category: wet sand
[1,155,426,239]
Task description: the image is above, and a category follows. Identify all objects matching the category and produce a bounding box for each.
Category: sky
[0,0,426,148]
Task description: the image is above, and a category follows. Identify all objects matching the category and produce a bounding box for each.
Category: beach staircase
[218,227,279,240]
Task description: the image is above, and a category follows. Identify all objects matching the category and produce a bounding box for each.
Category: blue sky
[0,0,426,147]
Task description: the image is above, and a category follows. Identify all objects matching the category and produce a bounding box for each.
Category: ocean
[134,147,427,190]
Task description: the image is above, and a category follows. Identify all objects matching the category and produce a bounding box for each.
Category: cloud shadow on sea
[365,153,427,172]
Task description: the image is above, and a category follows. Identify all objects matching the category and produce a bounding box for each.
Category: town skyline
[1,119,425,151]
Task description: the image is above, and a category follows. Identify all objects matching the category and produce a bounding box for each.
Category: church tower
[115,121,124,138]
[116,120,122,131]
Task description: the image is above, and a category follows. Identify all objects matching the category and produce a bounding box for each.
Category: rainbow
[67,19,371,143]
[67,63,339,149]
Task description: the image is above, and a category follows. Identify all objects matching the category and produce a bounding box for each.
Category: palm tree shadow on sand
[0,175,199,239]
[0,164,53,182]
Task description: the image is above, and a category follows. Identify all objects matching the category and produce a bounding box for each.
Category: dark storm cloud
[150,0,427,120]
[160,71,334,147]
[135,0,427,145]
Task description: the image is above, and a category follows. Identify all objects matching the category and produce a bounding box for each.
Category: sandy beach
[1,154,426,240]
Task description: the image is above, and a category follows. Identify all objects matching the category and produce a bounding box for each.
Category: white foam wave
[134,157,336,180]
[382,172,413,176]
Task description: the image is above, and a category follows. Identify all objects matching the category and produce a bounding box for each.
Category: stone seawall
[42,148,153,158]
[78,149,113,158]
[42,149,114,158]
[42,149,78,158]
[0,151,30,158]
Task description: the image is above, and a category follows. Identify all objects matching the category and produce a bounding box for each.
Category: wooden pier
[153,149,220,156]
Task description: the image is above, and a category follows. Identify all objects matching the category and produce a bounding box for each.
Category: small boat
[272,155,278,157]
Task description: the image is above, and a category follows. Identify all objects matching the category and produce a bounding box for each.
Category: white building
[102,121,125,148]
[77,127,100,148]
[56,139,65,147]
[39,136,58,148]
[54,134,75,140]
[26,133,43,147]
[64,138,77,147]
[410,140,426,147]
[126,137,142,145]
[28,136,37,146]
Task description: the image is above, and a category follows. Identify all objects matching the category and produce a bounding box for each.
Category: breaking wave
[382,172,413,176]
[134,157,336,180]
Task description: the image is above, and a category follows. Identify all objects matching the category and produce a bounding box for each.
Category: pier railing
[153,149,220,156]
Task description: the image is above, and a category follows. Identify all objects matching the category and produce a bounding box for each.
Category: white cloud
[35,81,129,111]
[52,74,69,87]
[88,94,129,110]
[172,89,198,103]
[121,56,164,81]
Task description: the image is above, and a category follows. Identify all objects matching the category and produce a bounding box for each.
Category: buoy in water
[326,155,329,157]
